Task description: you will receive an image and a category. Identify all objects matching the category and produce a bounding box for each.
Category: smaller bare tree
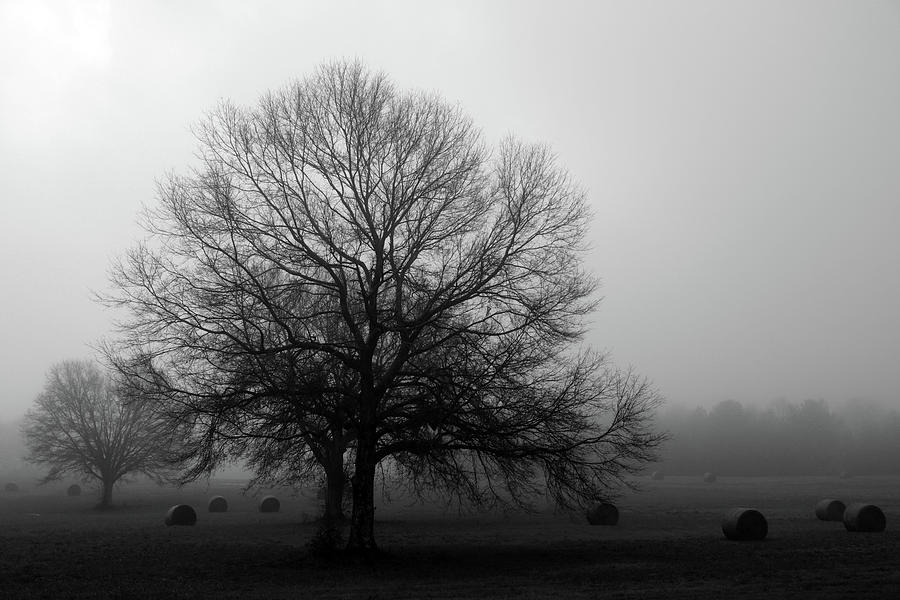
[22,360,179,508]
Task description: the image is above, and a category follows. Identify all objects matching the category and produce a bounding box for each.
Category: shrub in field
[66,484,81,497]
[208,496,228,512]
[703,472,716,483]
[650,471,664,480]
[259,496,280,513]
[586,502,619,526]
[814,498,846,522]
[165,504,197,526]
[722,508,768,540]
[4,482,19,492]
[843,503,885,532]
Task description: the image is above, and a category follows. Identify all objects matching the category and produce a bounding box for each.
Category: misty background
[2,1,899,471]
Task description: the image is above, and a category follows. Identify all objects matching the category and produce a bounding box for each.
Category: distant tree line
[654,399,900,476]
[0,420,29,475]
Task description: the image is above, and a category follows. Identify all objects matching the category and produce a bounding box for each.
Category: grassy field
[1,475,898,599]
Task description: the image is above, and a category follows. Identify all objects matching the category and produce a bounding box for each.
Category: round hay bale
[650,471,664,481]
[703,472,717,483]
[586,502,619,526]
[258,495,280,513]
[814,498,846,522]
[66,484,81,497]
[722,508,768,541]
[4,482,19,492]
[165,504,197,526]
[843,503,886,532]
[208,496,228,512]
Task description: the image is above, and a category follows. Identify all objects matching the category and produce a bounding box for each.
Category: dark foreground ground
[1,476,899,599]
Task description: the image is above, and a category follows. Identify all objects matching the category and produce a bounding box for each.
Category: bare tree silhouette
[22,360,178,508]
[105,60,665,552]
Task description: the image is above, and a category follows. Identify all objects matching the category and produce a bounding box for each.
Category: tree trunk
[346,432,378,553]
[99,477,114,509]
[323,462,346,526]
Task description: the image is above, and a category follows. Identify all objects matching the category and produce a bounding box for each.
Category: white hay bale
[259,495,280,513]
[4,482,19,492]
[703,472,717,483]
[722,508,768,541]
[66,484,81,497]
[586,502,619,526]
[165,504,197,526]
[814,498,846,522]
[843,503,886,532]
[208,496,228,512]
[650,471,664,481]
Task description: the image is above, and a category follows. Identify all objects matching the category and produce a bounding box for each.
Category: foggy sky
[1,0,899,422]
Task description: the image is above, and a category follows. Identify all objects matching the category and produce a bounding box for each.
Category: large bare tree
[106,60,664,551]
[22,360,178,508]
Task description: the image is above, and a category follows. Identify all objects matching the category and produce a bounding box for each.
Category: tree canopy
[22,360,179,508]
[105,60,665,551]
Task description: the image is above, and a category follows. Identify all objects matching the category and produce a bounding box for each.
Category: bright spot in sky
[0,0,112,140]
